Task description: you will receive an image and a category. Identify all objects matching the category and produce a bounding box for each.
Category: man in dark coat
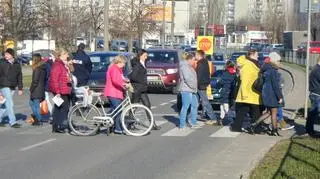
[72,43,92,87]
[130,49,161,130]
[0,48,23,128]
[195,50,219,125]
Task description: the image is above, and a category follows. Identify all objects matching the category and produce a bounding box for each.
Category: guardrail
[282,51,320,67]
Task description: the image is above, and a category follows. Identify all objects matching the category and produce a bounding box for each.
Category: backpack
[253,72,263,93]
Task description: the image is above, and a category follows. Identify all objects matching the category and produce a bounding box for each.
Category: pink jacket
[104,64,125,99]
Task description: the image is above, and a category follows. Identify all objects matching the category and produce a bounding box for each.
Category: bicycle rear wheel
[68,103,101,136]
[121,103,154,136]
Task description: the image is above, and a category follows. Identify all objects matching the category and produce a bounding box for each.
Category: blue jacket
[261,63,283,108]
[72,50,92,87]
[219,71,236,103]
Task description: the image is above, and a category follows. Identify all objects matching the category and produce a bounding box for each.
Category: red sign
[199,38,212,51]
[208,25,225,35]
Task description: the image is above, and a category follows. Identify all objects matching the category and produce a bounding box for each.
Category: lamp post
[104,0,110,51]
[161,0,166,49]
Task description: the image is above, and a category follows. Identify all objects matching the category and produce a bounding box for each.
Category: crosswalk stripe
[209,126,241,138]
[161,127,195,137]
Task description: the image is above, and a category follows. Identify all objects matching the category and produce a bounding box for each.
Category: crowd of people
[0,45,318,137]
[178,49,295,136]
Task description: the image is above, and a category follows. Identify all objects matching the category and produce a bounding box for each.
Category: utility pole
[161,0,166,49]
[305,0,312,118]
[104,0,110,51]
[170,0,175,48]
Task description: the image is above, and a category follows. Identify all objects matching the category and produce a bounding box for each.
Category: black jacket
[72,50,92,87]
[30,63,46,100]
[196,58,211,90]
[219,71,236,103]
[129,58,148,92]
[0,59,23,90]
[310,64,320,95]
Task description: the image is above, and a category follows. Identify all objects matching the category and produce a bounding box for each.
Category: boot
[270,128,281,136]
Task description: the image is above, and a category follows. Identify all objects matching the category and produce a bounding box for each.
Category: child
[219,61,237,124]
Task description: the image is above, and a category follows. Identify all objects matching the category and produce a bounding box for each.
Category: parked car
[230,52,247,62]
[146,49,181,93]
[17,54,32,65]
[212,53,225,61]
[87,51,135,94]
[297,41,320,59]
[111,40,128,52]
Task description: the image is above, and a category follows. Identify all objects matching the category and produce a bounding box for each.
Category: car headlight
[166,68,178,74]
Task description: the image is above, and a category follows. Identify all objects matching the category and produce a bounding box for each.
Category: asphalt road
[0,68,306,179]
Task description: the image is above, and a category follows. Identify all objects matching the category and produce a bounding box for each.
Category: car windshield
[275,45,284,48]
[147,51,178,64]
[311,42,320,47]
[213,54,224,61]
[212,70,224,77]
[90,54,118,72]
[120,42,126,46]
[231,53,246,60]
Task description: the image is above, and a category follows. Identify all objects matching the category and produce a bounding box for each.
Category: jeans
[277,107,283,122]
[198,90,217,121]
[52,95,70,130]
[108,97,123,133]
[29,99,41,121]
[307,93,320,134]
[179,92,198,128]
[220,103,229,119]
[0,87,17,126]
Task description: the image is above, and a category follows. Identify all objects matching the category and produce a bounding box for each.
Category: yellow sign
[145,5,172,22]
[197,36,214,55]
[4,40,14,49]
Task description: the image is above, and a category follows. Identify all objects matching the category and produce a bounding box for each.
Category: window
[147,51,179,64]
[90,54,117,72]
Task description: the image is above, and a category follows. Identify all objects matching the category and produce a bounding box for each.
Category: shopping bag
[40,100,49,115]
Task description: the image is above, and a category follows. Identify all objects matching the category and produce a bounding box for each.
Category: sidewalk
[196,64,306,179]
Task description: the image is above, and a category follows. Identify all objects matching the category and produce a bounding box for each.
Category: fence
[282,51,320,68]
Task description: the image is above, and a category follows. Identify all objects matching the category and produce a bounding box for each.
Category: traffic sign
[197,36,214,55]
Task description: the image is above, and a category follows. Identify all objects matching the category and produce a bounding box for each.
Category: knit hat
[5,48,15,57]
[269,52,281,63]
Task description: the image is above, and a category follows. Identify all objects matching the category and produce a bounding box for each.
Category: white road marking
[155,120,168,126]
[20,138,56,151]
[170,99,177,103]
[162,127,195,137]
[210,126,241,138]
[153,113,179,117]
[151,106,157,109]
[160,102,169,106]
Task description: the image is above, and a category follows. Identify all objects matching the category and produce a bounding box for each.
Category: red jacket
[104,64,125,99]
[49,59,72,95]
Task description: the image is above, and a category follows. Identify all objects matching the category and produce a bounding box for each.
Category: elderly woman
[259,52,283,136]
[49,48,73,133]
[178,53,200,129]
[104,55,129,135]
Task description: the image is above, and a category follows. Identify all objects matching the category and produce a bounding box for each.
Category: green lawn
[250,137,320,179]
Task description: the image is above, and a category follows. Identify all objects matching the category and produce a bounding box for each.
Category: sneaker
[10,123,21,128]
[279,120,295,130]
[190,124,202,129]
[206,120,218,125]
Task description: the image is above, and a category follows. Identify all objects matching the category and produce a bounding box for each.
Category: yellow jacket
[235,55,261,105]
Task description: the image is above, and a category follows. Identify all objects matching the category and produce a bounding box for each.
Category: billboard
[145,5,172,22]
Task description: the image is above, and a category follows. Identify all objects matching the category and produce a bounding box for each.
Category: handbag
[40,100,49,115]
[253,72,263,93]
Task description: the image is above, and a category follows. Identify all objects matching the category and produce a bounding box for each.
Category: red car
[297,41,320,58]
[146,49,181,93]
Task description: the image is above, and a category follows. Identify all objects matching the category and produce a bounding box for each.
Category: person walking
[29,53,46,125]
[104,55,129,134]
[43,56,54,118]
[72,43,92,87]
[49,48,73,133]
[255,52,283,136]
[219,60,237,125]
[231,49,261,132]
[195,50,218,125]
[178,53,201,129]
[0,48,23,128]
[130,49,161,130]
[307,57,320,137]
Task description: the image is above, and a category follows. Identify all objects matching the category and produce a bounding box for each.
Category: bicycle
[68,90,154,136]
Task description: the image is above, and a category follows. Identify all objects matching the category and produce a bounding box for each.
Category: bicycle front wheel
[68,103,101,136]
[121,103,154,136]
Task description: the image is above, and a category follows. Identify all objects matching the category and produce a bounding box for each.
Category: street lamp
[161,0,166,49]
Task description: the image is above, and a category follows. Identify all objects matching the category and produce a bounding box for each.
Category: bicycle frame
[93,91,133,120]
